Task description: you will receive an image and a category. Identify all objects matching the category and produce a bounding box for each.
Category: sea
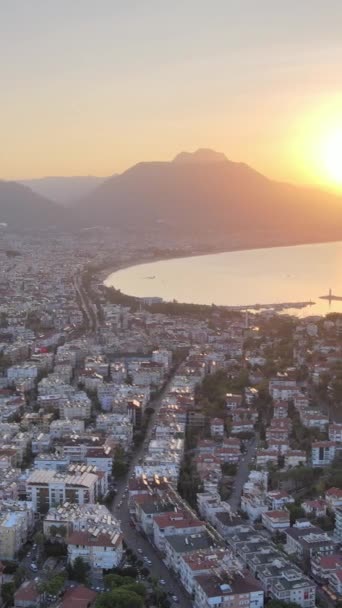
[104,241,342,318]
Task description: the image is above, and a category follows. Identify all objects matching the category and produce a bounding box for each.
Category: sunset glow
[321,127,342,186]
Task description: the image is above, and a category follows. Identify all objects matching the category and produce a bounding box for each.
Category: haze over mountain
[3,149,342,246]
[77,149,342,248]
[0,181,67,230]
[21,176,106,205]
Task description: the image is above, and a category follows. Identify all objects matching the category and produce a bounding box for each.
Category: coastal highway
[73,271,99,332]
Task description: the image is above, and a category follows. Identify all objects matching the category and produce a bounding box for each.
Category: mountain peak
[172,148,228,165]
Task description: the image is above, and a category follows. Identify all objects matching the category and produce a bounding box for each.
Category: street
[111,371,193,608]
[229,435,258,512]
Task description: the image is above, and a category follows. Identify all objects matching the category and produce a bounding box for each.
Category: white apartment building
[67,528,123,570]
[26,469,100,513]
[153,511,205,552]
[7,364,38,383]
[262,510,290,533]
[193,572,264,608]
[60,399,91,420]
[329,424,342,443]
[269,569,316,608]
[326,488,342,512]
[285,450,307,469]
[312,442,339,467]
[49,419,85,439]
[0,501,34,561]
[269,379,297,401]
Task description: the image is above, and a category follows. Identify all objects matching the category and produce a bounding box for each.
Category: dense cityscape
[0,228,341,608]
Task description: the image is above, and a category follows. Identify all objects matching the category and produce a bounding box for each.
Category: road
[229,436,258,512]
[316,584,336,608]
[73,271,99,333]
[111,369,193,608]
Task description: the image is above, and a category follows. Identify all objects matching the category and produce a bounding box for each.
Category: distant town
[0,228,342,608]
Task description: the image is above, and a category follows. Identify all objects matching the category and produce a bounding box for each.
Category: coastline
[88,238,342,316]
[101,236,342,287]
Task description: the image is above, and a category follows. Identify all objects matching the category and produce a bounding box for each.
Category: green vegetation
[44,539,67,557]
[178,452,202,508]
[196,369,248,417]
[40,574,65,596]
[1,582,15,606]
[112,445,129,478]
[96,574,146,608]
[104,285,242,320]
[266,601,301,608]
[95,588,144,608]
[285,502,305,525]
[68,556,90,583]
[270,466,320,493]
[289,403,327,453]
[221,462,238,476]
[49,524,67,538]
[33,531,45,546]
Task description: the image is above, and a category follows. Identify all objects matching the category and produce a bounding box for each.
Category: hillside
[77,150,342,247]
[0,181,67,230]
[20,175,106,205]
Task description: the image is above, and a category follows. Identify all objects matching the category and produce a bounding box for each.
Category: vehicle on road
[30,563,38,572]
[160,579,166,585]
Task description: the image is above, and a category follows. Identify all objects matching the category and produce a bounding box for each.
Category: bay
[104,241,342,317]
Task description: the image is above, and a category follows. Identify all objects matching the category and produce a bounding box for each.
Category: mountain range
[0,181,64,229]
[20,175,106,205]
[1,149,342,248]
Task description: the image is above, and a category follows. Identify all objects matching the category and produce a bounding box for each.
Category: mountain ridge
[0,180,68,229]
[75,149,342,247]
[20,175,107,205]
[2,149,342,247]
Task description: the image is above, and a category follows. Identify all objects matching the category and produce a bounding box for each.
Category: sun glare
[321,128,342,185]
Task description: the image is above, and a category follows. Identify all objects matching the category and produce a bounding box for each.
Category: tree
[44,539,67,557]
[122,583,146,598]
[221,463,237,476]
[40,574,65,596]
[49,524,67,539]
[1,582,15,606]
[95,588,144,608]
[112,445,128,478]
[34,531,44,546]
[68,556,90,583]
[14,565,26,587]
[285,503,305,525]
[49,525,58,537]
[104,574,135,589]
[266,601,301,608]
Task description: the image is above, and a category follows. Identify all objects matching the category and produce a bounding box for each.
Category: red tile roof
[61,585,97,608]
[14,581,39,602]
[67,530,122,548]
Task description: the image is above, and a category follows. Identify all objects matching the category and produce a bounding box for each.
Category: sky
[1,0,342,190]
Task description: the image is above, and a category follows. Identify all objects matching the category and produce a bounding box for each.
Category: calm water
[104,241,342,317]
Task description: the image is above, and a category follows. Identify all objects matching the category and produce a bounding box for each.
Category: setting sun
[322,128,342,185]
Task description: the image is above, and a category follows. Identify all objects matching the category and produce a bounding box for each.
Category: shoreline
[91,238,342,315]
[101,237,342,288]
